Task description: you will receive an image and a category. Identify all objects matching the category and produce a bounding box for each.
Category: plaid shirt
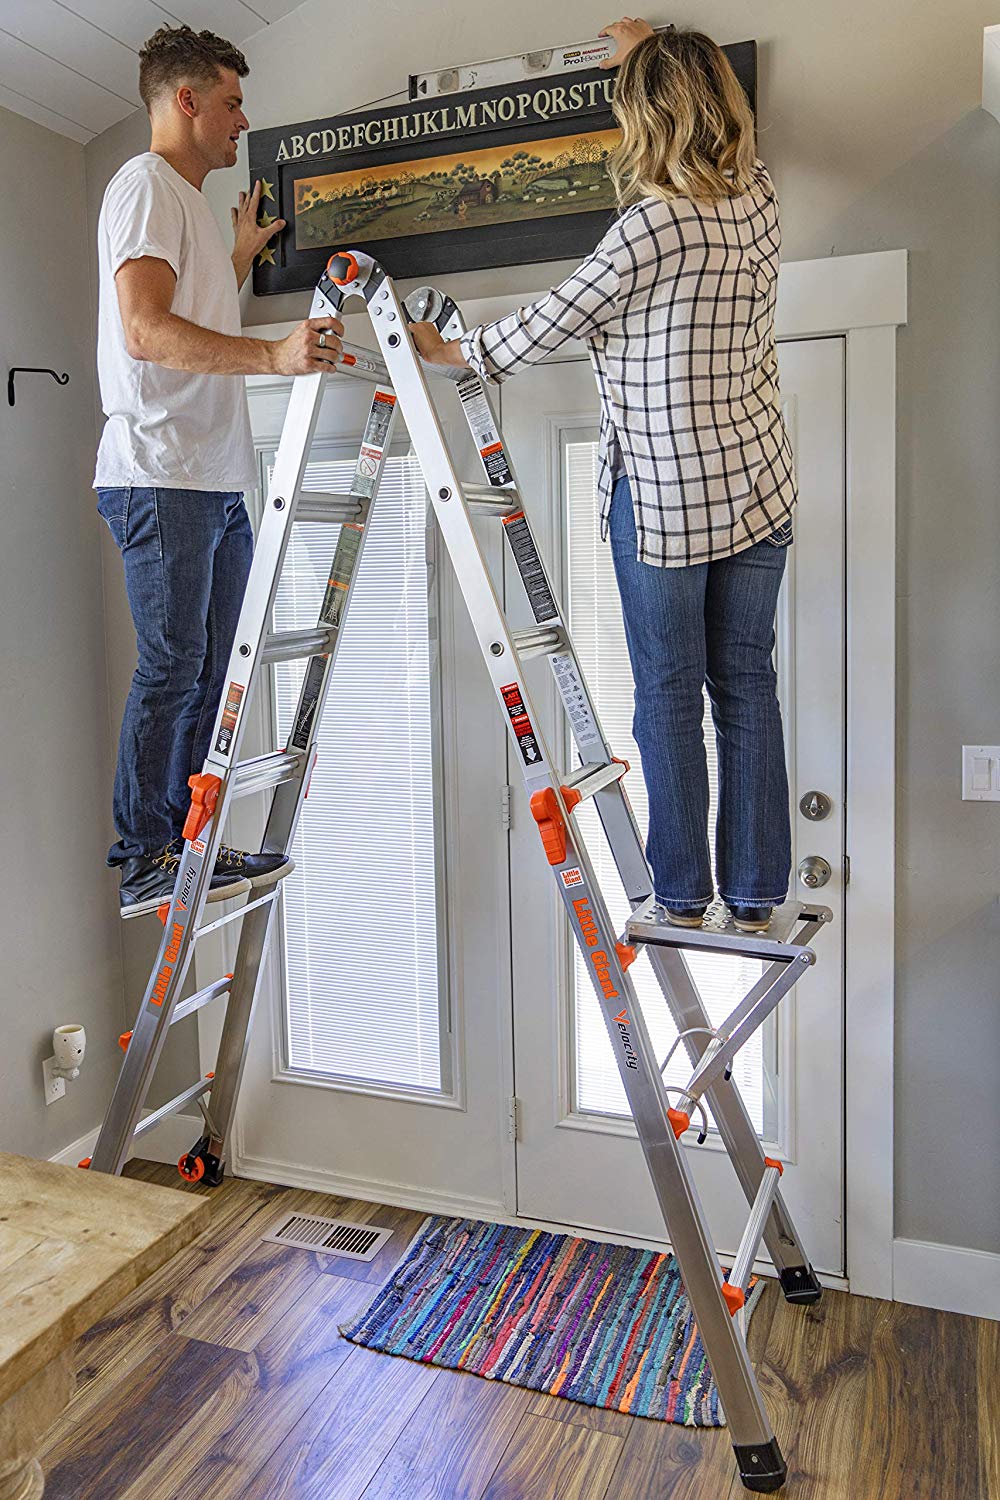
[459,161,797,567]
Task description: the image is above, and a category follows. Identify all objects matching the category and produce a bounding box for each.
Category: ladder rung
[511,625,563,659]
[729,1164,783,1297]
[262,627,334,665]
[462,484,521,515]
[132,1076,213,1138]
[170,974,232,1027]
[195,887,279,941]
[233,750,303,797]
[294,492,364,524]
[562,760,629,801]
[335,340,392,385]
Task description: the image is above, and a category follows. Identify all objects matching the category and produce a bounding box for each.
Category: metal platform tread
[626,896,832,962]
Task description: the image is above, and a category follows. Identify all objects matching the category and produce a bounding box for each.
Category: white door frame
[237,246,905,1300]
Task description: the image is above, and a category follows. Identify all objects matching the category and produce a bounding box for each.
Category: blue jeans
[96,488,254,866]
[608,476,791,909]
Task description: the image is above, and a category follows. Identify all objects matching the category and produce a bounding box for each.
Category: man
[95,25,344,911]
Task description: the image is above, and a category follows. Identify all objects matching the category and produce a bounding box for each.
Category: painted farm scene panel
[293,128,621,249]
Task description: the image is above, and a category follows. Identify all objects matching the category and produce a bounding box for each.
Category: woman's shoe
[662,904,708,929]
[729,904,772,933]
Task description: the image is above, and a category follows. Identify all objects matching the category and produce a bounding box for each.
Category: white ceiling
[0,0,304,145]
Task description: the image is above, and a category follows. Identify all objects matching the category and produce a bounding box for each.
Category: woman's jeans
[608,475,791,910]
[96,487,254,866]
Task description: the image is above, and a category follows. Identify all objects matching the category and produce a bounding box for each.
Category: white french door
[214,369,512,1211]
[500,340,847,1275]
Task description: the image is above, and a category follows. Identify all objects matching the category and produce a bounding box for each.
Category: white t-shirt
[94,153,256,491]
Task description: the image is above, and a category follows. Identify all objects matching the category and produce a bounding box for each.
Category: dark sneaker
[661,904,708,929]
[729,905,772,933]
[216,844,295,889]
[118,846,250,915]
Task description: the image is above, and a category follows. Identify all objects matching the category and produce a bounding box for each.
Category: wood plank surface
[29,1162,996,1500]
[0,1152,209,1406]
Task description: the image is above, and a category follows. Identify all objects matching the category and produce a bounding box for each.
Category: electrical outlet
[43,1055,65,1106]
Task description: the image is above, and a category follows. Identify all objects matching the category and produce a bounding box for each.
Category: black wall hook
[7,367,70,407]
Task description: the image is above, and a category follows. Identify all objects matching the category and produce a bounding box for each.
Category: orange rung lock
[183,772,222,842]
[559,785,582,814]
[118,1030,132,1052]
[615,941,637,970]
[667,1106,690,1139]
[721,1281,746,1316]
[529,788,568,866]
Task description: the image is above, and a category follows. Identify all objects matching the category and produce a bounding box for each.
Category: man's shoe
[661,903,708,929]
[728,905,773,933]
[118,846,250,914]
[215,844,295,889]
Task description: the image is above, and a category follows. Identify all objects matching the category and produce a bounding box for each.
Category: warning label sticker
[502,511,559,624]
[215,680,245,755]
[500,680,543,766]
[289,655,327,751]
[456,373,513,487]
[320,522,363,626]
[550,653,603,753]
[560,867,585,888]
[352,389,396,498]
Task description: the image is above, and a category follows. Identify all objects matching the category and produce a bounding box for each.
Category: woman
[412,20,795,934]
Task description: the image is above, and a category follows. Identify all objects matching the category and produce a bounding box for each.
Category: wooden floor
[38,1161,998,1500]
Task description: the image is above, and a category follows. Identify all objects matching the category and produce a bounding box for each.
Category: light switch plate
[962,745,1000,801]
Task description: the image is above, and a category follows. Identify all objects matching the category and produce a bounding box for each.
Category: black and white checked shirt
[459,161,797,567]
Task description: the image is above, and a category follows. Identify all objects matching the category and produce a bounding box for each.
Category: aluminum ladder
[87,247,831,1494]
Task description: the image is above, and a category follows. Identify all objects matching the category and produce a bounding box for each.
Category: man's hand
[268,317,344,377]
[410,321,468,368]
[232,180,286,288]
[598,17,655,67]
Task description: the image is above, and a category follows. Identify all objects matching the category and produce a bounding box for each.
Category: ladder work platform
[87,249,832,1493]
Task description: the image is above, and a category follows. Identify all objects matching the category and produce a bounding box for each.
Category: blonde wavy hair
[608,28,757,206]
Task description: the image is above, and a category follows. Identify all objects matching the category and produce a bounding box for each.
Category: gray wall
[80,0,1000,1254]
[0,105,124,1157]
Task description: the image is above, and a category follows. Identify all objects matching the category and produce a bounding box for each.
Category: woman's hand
[598,17,655,68]
[410,322,469,369]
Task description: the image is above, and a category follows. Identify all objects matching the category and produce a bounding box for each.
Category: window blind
[564,439,767,1134]
[267,452,444,1091]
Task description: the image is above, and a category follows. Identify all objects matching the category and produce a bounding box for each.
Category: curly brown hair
[138,25,248,112]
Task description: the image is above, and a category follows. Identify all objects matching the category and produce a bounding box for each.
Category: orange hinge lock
[183,772,222,843]
[721,1281,746,1316]
[327,250,359,285]
[529,788,568,866]
[763,1155,784,1176]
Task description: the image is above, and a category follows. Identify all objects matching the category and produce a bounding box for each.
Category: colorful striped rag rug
[339,1214,764,1426]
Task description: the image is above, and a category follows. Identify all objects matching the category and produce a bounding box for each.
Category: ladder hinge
[508,1095,520,1142]
[844,854,851,886]
[500,784,512,832]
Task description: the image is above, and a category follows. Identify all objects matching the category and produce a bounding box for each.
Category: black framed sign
[248,42,756,296]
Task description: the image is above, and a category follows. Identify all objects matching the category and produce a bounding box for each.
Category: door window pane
[268,452,445,1091]
[564,438,775,1135]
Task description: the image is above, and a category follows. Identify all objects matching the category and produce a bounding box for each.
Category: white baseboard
[893,1236,1000,1321]
[50,1114,203,1170]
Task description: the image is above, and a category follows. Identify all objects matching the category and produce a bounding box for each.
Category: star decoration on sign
[258,210,277,229]
[260,178,275,201]
[257,244,276,266]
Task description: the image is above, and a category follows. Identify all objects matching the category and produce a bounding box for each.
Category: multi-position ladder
[86,249,831,1493]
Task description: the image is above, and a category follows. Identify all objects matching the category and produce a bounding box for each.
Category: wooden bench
[0,1152,209,1499]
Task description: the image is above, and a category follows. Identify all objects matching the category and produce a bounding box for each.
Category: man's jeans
[96,487,254,866]
[608,475,792,910]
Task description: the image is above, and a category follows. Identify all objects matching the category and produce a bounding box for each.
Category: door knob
[797,855,832,889]
[799,790,832,821]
